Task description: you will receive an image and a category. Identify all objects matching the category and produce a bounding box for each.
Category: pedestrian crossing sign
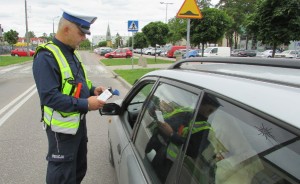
[128,20,138,32]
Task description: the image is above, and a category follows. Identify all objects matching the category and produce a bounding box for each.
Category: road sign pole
[186,19,190,58]
[131,32,134,69]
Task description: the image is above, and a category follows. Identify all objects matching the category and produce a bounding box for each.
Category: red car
[104,48,132,58]
[11,48,35,57]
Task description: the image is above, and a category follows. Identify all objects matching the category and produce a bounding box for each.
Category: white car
[256,50,273,58]
[143,48,154,55]
[275,50,298,58]
[101,57,300,184]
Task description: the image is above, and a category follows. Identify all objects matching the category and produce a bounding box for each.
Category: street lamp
[160,2,173,24]
[52,16,60,36]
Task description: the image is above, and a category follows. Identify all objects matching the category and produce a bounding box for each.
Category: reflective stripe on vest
[167,121,212,161]
[163,107,193,119]
[36,42,91,135]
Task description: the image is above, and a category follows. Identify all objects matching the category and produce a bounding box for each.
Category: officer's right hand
[88,96,105,110]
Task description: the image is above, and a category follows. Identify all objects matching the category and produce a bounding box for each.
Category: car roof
[143,57,300,129]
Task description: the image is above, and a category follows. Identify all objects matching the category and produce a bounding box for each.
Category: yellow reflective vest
[35,41,92,135]
[166,121,213,161]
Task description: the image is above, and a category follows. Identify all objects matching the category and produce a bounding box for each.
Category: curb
[98,61,133,90]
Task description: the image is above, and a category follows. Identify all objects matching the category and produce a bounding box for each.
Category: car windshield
[204,48,213,53]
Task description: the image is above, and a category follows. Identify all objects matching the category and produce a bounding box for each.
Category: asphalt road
[0,51,129,184]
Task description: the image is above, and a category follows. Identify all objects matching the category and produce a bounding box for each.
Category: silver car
[101,57,300,184]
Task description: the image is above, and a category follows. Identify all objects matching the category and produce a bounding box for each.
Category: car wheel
[109,55,113,59]
[126,55,131,58]
[108,141,115,167]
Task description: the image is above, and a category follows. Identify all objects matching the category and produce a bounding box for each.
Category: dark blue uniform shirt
[32,38,95,114]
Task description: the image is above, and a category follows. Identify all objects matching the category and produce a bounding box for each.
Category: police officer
[32,9,106,184]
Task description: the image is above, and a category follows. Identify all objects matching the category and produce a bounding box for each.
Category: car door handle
[117,144,121,155]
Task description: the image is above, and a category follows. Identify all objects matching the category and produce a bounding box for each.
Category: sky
[0,0,218,40]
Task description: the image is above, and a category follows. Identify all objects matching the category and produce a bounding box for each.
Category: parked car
[275,50,299,58]
[99,48,113,56]
[236,50,257,57]
[174,49,186,58]
[230,49,242,57]
[166,45,186,58]
[94,47,111,55]
[100,57,300,184]
[203,47,231,57]
[256,50,274,58]
[182,49,200,59]
[150,48,162,56]
[143,47,154,55]
[11,48,35,56]
[104,48,132,58]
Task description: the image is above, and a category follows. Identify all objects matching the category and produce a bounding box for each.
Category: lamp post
[160,2,173,24]
[52,16,60,36]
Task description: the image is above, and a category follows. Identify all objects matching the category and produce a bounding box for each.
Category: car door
[109,78,157,184]
[132,78,202,184]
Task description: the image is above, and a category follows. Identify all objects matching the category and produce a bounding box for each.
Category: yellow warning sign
[176,0,203,19]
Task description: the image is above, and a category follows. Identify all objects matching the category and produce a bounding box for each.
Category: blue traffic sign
[128,20,138,32]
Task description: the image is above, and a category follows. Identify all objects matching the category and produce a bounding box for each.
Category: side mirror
[99,103,121,116]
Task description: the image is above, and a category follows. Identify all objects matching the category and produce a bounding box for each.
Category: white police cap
[62,9,97,35]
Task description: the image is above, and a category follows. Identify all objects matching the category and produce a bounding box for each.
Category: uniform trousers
[45,118,88,184]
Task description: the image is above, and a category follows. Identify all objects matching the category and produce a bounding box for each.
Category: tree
[98,41,107,47]
[39,33,51,42]
[250,0,300,57]
[114,33,123,48]
[190,8,233,56]
[167,18,187,45]
[25,31,35,39]
[79,39,91,50]
[131,32,148,55]
[217,0,257,49]
[142,21,169,47]
[3,29,19,47]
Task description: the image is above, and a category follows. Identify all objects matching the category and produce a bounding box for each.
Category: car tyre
[109,55,113,59]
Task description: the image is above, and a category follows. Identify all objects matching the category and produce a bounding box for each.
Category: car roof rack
[168,57,300,70]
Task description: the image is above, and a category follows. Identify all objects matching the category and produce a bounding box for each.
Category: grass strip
[101,57,173,66]
[0,56,33,66]
[114,68,159,85]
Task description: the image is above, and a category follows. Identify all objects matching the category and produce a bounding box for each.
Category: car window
[211,48,218,53]
[178,95,300,184]
[134,82,199,183]
[126,82,154,129]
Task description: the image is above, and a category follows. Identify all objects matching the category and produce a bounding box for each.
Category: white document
[97,89,112,102]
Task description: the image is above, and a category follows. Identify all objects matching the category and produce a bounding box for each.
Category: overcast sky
[1,0,218,40]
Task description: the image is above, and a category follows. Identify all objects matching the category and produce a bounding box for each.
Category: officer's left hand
[94,86,106,96]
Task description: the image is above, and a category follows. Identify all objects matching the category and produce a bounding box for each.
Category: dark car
[104,48,132,58]
[237,50,257,57]
[11,48,35,57]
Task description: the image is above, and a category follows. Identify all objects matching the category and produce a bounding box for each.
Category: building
[17,37,46,46]
[92,24,130,47]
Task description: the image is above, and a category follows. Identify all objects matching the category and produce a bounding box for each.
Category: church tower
[106,24,112,47]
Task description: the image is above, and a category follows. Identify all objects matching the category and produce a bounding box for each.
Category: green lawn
[100,57,174,66]
[0,56,33,66]
[114,68,159,85]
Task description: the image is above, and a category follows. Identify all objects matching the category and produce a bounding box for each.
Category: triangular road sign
[176,0,203,19]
